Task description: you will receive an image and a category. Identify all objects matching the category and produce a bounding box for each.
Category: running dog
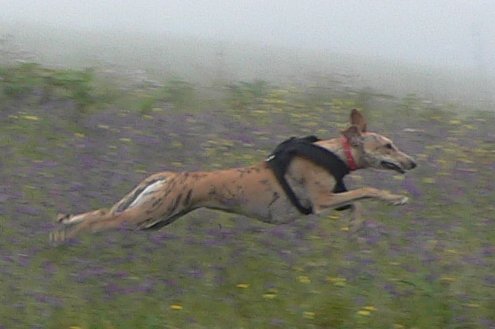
[50,109,416,243]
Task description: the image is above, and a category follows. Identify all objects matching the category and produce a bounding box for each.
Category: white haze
[1,0,494,105]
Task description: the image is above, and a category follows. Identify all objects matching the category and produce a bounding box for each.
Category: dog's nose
[410,161,417,169]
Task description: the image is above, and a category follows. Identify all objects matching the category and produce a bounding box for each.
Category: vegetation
[0,62,494,329]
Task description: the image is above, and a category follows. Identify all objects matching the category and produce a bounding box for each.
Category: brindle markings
[222,184,238,200]
[152,197,163,208]
[269,191,280,207]
[258,179,270,187]
[140,218,154,227]
[168,193,183,214]
[236,167,252,178]
[190,172,207,179]
[142,209,190,231]
[179,172,190,184]
[183,189,193,207]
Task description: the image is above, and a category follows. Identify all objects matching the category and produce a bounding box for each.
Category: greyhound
[50,109,416,243]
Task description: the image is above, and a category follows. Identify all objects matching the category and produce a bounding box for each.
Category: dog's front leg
[348,202,365,233]
[312,187,408,215]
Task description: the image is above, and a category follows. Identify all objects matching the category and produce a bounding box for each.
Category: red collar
[341,136,358,171]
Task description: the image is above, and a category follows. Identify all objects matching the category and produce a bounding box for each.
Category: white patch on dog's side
[128,179,166,209]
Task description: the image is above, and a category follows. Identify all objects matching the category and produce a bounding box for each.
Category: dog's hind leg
[50,206,153,243]
[51,210,118,243]
[50,172,185,244]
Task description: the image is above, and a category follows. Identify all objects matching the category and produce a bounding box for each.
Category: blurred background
[2,0,495,105]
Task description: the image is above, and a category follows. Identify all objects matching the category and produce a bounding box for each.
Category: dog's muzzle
[381,161,406,174]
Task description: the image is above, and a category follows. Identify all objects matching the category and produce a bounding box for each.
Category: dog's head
[342,109,416,173]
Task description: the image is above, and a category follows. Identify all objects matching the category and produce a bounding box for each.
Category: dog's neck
[315,137,362,171]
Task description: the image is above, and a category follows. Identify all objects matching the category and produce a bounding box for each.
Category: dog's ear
[350,109,367,133]
[342,125,362,146]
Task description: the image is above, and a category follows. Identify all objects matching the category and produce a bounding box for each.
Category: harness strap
[270,159,313,215]
[266,136,352,215]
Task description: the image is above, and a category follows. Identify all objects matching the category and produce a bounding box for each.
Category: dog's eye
[385,143,393,150]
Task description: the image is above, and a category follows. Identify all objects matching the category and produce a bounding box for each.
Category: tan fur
[50,109,416,243]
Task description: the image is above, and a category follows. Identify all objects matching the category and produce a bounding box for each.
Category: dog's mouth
[381,161,406,174]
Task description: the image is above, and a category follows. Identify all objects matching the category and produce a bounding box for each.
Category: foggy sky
[2,0,494,73]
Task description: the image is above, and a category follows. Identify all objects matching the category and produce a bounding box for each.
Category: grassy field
[0,62,494,328]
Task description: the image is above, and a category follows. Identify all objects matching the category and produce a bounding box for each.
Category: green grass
[0,62,494,328]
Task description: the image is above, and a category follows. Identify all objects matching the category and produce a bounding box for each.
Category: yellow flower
[440,276,456,282]
[171,140,183,148]
[422,177,435,184]
[363,305,377,312]
[262,289,277,299]
[298,275,311,284]
[357,310,371,316]
[236,283,249,289]
[170,304,183,310]
[463,303,480,308]
[303,311,316,319]
[327,276,347,287]
[22,115,40,121]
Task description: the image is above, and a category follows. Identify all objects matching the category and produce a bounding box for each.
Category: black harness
[266,135,352,215]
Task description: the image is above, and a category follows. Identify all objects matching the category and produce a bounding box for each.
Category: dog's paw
[56,213,72,223]
[348,203,365,233]
[49,227,68,245]
[50,220,80,245]
[389,195,409,206]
